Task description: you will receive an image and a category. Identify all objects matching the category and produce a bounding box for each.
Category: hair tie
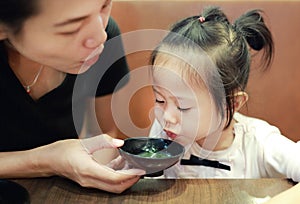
[198,16,205,23]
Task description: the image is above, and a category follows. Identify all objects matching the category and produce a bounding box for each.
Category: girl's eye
[177,107,191,112]
[155,99,165,104]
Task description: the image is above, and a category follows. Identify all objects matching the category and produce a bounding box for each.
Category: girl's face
[152,57,222,148]
[6,0,112,74]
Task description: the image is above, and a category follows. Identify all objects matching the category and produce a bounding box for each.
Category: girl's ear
[234,91,249,112]
[0,25,8,40]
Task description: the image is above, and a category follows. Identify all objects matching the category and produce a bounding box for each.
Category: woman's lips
[82,54,100,67]
[164,129,178,140]
[80,45,104,67]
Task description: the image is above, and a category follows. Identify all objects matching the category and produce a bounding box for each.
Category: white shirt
[149,113,300,180]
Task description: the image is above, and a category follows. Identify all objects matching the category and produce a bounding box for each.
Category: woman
[0,0,144,193]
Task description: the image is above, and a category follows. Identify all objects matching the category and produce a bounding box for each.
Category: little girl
[149,6,300,180]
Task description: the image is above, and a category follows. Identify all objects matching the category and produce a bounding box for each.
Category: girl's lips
[164,129,178,140]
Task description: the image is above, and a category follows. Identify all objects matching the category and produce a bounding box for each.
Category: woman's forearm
[0,144,55,178]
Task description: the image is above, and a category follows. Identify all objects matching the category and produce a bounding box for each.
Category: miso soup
[138,151,172,159]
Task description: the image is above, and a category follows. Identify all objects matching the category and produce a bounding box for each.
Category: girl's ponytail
[233,10,274,68]
[201,6,229,24]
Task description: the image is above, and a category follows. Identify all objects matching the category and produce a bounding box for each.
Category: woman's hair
[150,6,274,128]
[0,0,39,34]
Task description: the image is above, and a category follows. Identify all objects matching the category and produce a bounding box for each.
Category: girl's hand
[42,134,145,193]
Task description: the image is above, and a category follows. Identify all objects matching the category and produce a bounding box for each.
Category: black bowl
[119,137,185,175]
[0,179,30,204]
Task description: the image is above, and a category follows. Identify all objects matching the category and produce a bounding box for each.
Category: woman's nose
[83,15,107,49]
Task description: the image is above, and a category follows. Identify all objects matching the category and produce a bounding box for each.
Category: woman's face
[6,0,112,74]
[152,56,222,147]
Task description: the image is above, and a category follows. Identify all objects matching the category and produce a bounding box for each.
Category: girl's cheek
[181,114,199,136]
[154,106,164,122]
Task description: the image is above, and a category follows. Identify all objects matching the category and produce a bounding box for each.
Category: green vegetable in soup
[138,151,171,158]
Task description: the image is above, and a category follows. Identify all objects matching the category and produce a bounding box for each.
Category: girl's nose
[163,107,178,125]
[83,15,107,49]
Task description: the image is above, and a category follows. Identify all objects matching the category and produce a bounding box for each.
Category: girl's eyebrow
[152,86,192,101]
[152,87,159,93]
[152,87,166,98]
[152,87,164,96]
[54,16,88,27]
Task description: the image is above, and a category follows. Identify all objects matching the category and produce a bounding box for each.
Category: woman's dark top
[0,17,129,151]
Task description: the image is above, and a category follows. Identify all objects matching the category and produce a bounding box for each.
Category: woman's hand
[40,134,145,193]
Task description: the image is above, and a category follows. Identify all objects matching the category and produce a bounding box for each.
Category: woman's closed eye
[101,0,112,10]
[100,0,112,13]
[59,28,81,35]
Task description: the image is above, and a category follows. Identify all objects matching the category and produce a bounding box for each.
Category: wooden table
[13,177,295,204]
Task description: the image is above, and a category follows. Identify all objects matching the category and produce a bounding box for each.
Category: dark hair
[0,0,39,34]
[150,6,274,128]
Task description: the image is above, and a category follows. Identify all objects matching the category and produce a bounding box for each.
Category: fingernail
[112,139,124,147]
[125,169,146,175]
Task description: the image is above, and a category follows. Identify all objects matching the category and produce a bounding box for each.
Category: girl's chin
[174,137,195,147]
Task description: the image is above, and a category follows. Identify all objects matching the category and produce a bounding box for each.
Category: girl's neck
[196,119,236,151]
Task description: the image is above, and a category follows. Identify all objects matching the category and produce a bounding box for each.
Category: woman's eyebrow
[54,16,88,27]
